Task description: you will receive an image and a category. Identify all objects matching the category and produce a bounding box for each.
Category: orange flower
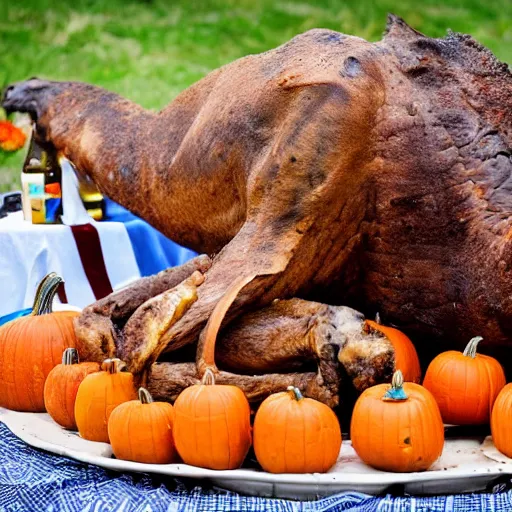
[0,120,26,152]
[0,122,12,142]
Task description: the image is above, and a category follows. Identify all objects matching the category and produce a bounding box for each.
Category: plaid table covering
[1,423,512,512]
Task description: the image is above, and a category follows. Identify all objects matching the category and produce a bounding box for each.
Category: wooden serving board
[1,407,512,500]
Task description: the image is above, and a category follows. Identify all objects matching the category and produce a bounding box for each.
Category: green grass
[1,0,511,192]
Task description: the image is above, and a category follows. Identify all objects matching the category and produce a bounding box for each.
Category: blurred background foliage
[1,0,511,191]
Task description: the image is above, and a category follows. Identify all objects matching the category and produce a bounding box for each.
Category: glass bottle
[21,131,104,223]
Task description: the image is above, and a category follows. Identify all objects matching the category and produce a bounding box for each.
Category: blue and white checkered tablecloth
[1,422,512,512]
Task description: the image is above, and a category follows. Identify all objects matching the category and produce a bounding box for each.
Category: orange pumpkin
[491,384,512,458]
[423,336,505,425]
[253,386,341,473]
[74,358,136,443]
[108,387,177,464]
[173,275,254,470]
[43,348,100,430]
[108,388,177,464]
[365,315,421,383]
[351,370,444,472]
[173,369,252,470]
[0,273,78,412]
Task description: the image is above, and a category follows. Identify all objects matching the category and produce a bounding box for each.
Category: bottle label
[21,130,104,223]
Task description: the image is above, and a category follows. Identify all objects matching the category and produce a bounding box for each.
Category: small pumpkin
[491,384,512,458]
[173,368,252,470]
[43,348,100,430]
[423,336,505,425]
[365,314,421,383]
[0,273,79,412]
[108,387,177,464]
[74,358,136,443]
[253,386,341,473]
[351,370,444,472]
[173,275,254,470]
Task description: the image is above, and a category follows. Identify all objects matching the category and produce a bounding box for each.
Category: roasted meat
[5,15,512,399]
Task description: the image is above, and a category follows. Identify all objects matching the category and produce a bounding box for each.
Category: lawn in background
[1,0,511,192]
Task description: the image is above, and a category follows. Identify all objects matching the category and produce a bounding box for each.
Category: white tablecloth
[0,212,141,316]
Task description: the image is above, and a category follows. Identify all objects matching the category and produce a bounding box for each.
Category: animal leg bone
[216,298,395,392]
[74,255,211,363]
[119,271,205,374]
[147,362,338,408]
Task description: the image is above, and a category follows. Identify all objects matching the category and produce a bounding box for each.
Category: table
[2,203,512,510]
[1,422,511,512]
[0,198,197,317]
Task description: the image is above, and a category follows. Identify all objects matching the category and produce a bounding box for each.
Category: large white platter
[1,407,512,500]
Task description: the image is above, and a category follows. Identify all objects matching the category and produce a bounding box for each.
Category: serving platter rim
[2,407,511,499]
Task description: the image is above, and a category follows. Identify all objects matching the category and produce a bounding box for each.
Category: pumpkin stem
[62,347,79,365]
[32,273,64,316]
[463,336,483,358]
[198,273,257,376]
[31,273,61,315]
[31,273,52,313]
[383,370,408,401]
[201,368,216,386]
[287,386,304,401]
[101,358,126,374]
[138,387,154,404]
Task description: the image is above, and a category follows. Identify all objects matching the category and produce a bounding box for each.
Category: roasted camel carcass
[74,255,394,406]
[4,15,512,393]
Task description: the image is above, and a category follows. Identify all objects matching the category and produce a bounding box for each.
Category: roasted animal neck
[9,78,247,253]
[38,83,156,216]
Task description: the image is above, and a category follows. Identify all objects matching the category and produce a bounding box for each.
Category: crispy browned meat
[217,298,394,392]
[75,266,393,404]
[74,255,211,362]
[119,270,205,374]
[146,362,339,408]
[5,15,512,388]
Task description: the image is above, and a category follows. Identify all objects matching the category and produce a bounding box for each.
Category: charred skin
[4,15,512,374]
[146,362,339,408]
[74,255,212,363]
[76,255,394,404]
[360,18,512,364]
[217,299,394,392]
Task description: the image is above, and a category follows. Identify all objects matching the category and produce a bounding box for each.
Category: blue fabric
[104,198,197,277]
[1,422,512,512]
[0,307,31,327]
